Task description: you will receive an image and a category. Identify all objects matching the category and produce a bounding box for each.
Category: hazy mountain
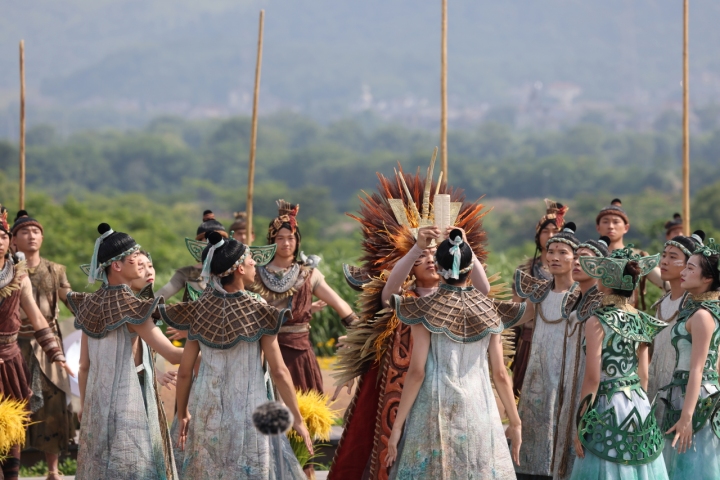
[2,0,720,119]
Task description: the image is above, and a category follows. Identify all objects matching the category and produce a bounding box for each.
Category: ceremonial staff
[19,40,26,210]
[682,0,690,234]
[440,0,448,183]
[246,10,265,246]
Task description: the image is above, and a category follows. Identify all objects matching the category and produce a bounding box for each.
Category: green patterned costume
[570,296,669,479]
[659,291,720,478]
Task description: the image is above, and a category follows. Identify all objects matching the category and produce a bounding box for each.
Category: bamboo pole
[246,10,265,246]
[440,0,448,184]
[682,0,690,234]
[19,40,26,210]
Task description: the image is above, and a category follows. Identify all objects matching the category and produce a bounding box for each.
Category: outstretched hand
[331,378,354,402]
[667,416,693,453]
[166,327,188,341]
[57,361,75,378]
[293,419,314,456]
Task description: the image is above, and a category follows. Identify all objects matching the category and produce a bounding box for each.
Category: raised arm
[382,226,440,306]
[131,318,183,364]
[488,332,521,465]
[260,334,314,455]
[385,323,431,467]
[156,270,187,302]
[666,309,715,453]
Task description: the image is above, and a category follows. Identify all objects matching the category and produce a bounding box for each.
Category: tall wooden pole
[681,0,690,234]
[440,0,448,183]
[246,10,264,246]
[19,40,26,210]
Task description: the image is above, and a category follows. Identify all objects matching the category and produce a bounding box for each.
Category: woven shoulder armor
[573,285,604,323]
[514,268,552,303]
[343,264,372,292]
[69,285,161,338]
[393,284,504,343]
[159,287,289,349]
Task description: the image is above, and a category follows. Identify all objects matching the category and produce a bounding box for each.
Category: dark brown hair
[696,254,720,291]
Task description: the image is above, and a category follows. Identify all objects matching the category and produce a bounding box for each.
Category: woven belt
[279,324,311,334]
[670,369,719,385]
[0,333,18,345]
[598,374,641,398]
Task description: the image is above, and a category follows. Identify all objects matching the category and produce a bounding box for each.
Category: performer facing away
[511,198,568,396]
[249,200,356,394]
[329,162,501,480]
[649,231,705,423]
[11,210,75,480]
[506,223,581,479]
[163,231,310,479]
[0,205,70,480]
[571,246,668,479]
[70,223,182,480]
[385,229,522,479]
[659,238,720,478]
[552,236,609,480]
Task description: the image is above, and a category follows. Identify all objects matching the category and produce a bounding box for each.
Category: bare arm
[381,244,424,306]
[176,339,200,450]
[78,332,90,421]
[666,310,715,452]
[156,270,187,302]
[637,343,649,391]
[469,257,491,295]
[313,279,353,318]
[489,333,521,465]
[129,318,183,364]
[574,316,604,458]
[645,266,665,290]
[260,335,314,454]
[386,323,431,467]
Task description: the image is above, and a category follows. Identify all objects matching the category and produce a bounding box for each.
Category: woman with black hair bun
[506,222,582,479]
[570,246,669,478]
[649,230,705,423]
[659,239,720,478]
[384,228,524,479]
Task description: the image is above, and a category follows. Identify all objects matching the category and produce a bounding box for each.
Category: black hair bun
[207,231,224,246]
[564,222,576,233]
[673,213,682,219]
[15,210,28,220]
[611,198,622,206]
[693,230,706,242]
[599,236,611,245]
[203,210,215,221]
[98,223,112,235]
[448,228,463,242]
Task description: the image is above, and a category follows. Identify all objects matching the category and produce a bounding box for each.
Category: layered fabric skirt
[661,379,720,479]
[570,376,668,480]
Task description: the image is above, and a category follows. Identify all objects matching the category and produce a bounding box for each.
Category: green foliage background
[3,113,720,354]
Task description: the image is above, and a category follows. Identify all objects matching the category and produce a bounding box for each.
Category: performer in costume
[505,223,583,479]
[596,199,666,306]
[0,205,70,480]
[10,210,75,480]
[248,200,356,394]
[511,198,568,396]
[571,246,668,479]
[70,223,182,480]
[157,210,227,302]
[329,162,516,480]
[552,236,610,480]
[659,238,720,478]
[665,213,685,240]
[162,231,310,479]
[649,232,705,423]
[385,229,523,479]
[230,211,255,244]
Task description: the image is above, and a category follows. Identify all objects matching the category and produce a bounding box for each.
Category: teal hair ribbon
[88,228,114,284]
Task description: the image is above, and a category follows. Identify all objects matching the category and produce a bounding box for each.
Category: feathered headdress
[348,155,489,277]
[268,200,300,241]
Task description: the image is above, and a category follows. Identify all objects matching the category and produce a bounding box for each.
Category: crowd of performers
[0,160,718,480]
